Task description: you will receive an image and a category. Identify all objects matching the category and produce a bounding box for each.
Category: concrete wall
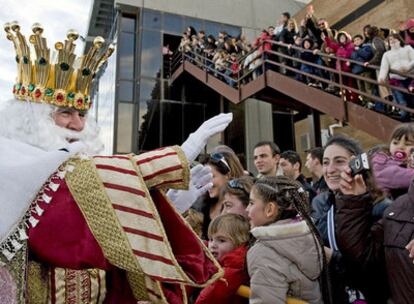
[115,0,308,31]
[244,98,274,174]
[294,0,414,35]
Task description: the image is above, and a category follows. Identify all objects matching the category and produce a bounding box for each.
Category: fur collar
[251,219,310,239]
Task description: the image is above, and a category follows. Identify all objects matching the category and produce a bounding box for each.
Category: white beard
[0,99,104,155]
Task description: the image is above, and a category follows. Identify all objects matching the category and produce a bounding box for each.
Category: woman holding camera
[337,147,414,303]
[311,134,391,303]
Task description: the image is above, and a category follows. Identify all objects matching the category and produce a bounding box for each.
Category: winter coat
[196,245,249,304]
[311,190,392,303]
[325,36,354,72]
[350,43,373,74]
[378,44,414,81]
[368,36,386,66]
[404,19,414,47]
[383,181,414,303]
[334,193,391,303]
[371,151,414,196]
[247,219,323,304]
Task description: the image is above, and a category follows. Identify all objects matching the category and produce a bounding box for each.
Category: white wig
[0,99,104,155]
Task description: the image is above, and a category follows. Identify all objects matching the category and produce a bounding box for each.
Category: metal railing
[171,39,414,119]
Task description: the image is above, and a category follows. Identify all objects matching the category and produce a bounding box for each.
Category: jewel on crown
[4,21,115,111]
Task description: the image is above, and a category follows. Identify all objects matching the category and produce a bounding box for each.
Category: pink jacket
[372,151,414,193]
[325,36,354,72]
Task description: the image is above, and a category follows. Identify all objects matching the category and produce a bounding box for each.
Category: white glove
[167,164,213,213]
[181,113,233,162]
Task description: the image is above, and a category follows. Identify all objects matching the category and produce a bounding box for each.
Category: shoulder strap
[327,205,339,251]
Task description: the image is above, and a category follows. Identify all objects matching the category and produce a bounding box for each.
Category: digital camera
[349,152,370,177]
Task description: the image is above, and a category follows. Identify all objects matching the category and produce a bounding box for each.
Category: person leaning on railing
[378,33,414,122]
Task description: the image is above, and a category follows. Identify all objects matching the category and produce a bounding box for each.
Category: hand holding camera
[339,153,369,196]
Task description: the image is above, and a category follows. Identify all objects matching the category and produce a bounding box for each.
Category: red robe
[28,147,221,303]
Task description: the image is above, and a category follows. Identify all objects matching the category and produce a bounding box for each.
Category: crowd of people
[175,6,414,121]
[2,15,414,304]
[181,128,414,304]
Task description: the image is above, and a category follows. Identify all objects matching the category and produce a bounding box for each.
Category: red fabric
[195,245,249,304]
[151,190,219,284]
[28,179,136,303]
[29,179,110,270]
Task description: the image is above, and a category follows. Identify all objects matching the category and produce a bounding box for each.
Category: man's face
[305,153,318,174]
[52,108,86,133]
[254,145,279,176]
[279,158,297,179]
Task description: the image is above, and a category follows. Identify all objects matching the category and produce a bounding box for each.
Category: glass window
[221,24,241,38]
[163,13,184,34]
[140,30,161,78]
[161,101,183,146]
[118,80,133,102]
[143,9,161,30]
[116,103,134,153]
[121,15,136,32]
[183,103,205,136]
[185,17,203,33]
[118,32,135,79]
[205,21,222,37]
[139,78,161,101]
[138,99,160,151]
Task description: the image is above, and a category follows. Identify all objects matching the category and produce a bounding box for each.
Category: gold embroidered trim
[65,158,148,300]
[27,260,49,304]
[172,146,190,190]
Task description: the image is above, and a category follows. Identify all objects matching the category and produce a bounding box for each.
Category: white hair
[0,99,104,155]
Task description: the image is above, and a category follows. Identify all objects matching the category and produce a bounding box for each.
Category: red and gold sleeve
[131,146,190,190]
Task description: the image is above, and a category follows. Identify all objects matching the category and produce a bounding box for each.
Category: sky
[0,0,93,109]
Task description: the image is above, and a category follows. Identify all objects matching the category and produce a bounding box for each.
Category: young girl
[371,123,414,199]
[247,176,326,304]
[221,176,254,218]
[195,213,250,304]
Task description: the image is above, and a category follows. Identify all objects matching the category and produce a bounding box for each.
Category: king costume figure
[0,21,232,303]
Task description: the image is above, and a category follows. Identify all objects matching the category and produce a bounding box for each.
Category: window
[138,99,160,151]
[163,13,184,34]
[161,101,183,146]
[139,78,161,101]
[184,17,204,33]
[143,9,161,30]
[140,30,161,78]
[116,103,134,153]
[121,15,136,32]
[118,80,134,102]
[118,32,135,79]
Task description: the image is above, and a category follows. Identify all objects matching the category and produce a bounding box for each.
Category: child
[220,176,254,218]
[195,213,250,304]
[371,123,414,199]
[246,176,326,304]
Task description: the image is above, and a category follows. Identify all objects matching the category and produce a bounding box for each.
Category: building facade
[87,0,308,171]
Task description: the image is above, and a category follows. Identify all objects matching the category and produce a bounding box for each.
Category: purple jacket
[372,151,414,193]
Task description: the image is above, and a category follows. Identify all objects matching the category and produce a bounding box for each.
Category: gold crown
[4,21,114,111]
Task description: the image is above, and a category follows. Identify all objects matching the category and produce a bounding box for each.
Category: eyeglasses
[228,179,249,196]
[210,153,231,173]
[318,23,325,27]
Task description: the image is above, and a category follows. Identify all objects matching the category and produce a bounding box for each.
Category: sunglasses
[228,179,249,196]
[318,23,325,27]
[210,153,231,173]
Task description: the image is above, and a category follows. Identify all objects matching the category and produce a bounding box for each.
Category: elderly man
[0,22,230,303]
